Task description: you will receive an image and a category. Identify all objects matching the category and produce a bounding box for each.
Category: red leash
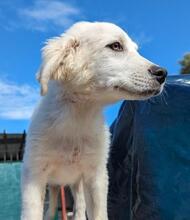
[60,186,67,220]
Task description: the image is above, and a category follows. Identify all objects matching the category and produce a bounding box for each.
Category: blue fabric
[108,75,190,220]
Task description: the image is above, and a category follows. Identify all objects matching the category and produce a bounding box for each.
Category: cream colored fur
[21,21,165,220]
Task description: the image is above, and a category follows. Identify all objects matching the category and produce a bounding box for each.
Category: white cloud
[18,0,81,31]
[0,79,39,120]
[132,32,152,48]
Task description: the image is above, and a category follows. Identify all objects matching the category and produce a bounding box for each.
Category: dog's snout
[148,65,167,84]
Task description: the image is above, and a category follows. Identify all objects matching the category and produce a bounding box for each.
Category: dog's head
[38,22,167,102]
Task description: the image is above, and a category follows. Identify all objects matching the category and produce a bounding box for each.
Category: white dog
[21,21,167,220]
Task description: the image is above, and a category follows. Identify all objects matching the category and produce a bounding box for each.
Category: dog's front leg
[71,178,86,220]
[84,166,108,220]
[21,167,47,220]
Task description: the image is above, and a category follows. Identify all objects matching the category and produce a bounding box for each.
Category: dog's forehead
[66,22,137,49]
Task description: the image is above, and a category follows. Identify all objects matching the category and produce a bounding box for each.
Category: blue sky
[0,0,189,132]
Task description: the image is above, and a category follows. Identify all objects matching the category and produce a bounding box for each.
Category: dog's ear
[37,35,80,95]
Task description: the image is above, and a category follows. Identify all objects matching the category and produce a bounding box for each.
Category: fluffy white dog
[21,21,167,220]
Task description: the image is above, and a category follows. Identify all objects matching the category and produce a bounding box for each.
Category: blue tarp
[108,75,190,220]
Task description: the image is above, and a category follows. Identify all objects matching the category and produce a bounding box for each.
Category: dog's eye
[107,42,123,52]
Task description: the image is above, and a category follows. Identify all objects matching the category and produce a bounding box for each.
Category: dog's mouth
[113,85,161,97]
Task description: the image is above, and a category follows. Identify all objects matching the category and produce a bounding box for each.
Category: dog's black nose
[148,65,167,84]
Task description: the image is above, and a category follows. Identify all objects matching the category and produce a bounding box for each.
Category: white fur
[21,21,165,220]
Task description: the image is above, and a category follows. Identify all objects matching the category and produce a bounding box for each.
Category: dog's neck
[59,93,104,133]
[54,81,99,104]
[60,90,94,104]
[48,81,104,119]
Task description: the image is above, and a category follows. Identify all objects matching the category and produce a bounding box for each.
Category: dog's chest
[48,134,105,185]
[50,126,104,160]
[60,135,98,163]
[48,118,106,164]
[45,115,109,185]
